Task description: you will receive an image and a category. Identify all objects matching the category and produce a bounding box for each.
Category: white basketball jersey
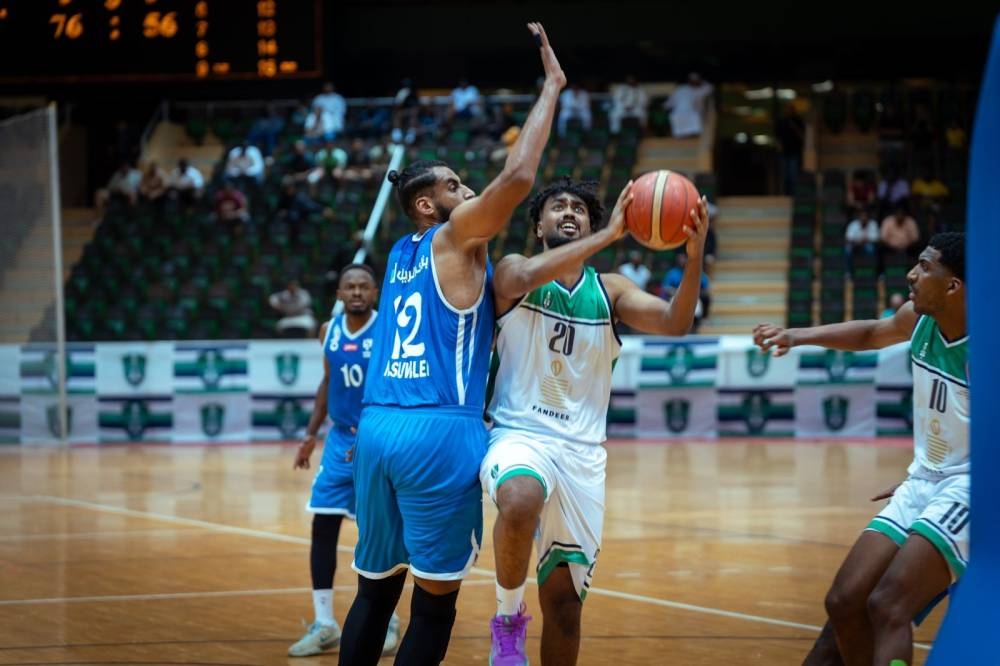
[488,267,621,445]
[908,315,969,477]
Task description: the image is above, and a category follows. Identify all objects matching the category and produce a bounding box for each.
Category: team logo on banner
[200,403,225,437]
[824,350,850,381]
[277,398,303,439]
[743,391,771,434]
[665,345,694,384]
[197,349,223,389]
[746,348,770,378]
[46,405,73,437]
[123,399,149,441]
[122,353,147,387]
[275,353,300,386]
[663,399,691,433]
[823,395,849,431]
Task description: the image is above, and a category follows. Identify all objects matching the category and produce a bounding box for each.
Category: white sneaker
[382,613,401,656]
[288,620,341,657]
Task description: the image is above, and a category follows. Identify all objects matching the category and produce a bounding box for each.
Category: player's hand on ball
[753,322,794,357]
[527,23,566,89]
[293,434,316,470]
[684,196,710,262]
[605,180,634,242]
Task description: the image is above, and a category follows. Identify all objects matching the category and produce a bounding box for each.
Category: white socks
[312,589,335,627]
[496,581,526,617]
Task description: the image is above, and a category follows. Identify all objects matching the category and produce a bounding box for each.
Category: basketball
[624,170,701,251]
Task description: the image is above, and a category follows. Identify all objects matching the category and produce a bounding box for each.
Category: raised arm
[753,301,919,357]
[444,23,566,248]
[493,183,633,307]
[606,197,710,335]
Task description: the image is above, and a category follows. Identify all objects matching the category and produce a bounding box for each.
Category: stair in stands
[700,196,791,335]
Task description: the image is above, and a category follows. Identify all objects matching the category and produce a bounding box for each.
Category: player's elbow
[498,161,536,195]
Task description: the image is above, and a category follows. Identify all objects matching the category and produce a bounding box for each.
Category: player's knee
[541,589,582,636]
[496,477,544,526]
[824,583,864,622]
[866,579,909,627]
[357,571,406,602]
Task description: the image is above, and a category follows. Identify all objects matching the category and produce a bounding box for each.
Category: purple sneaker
[489,604,532,666]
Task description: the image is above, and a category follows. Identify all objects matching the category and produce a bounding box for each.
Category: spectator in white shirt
[618,251,652,291]
[224,142,265,185]
[168,159,205,202]
[844,206,879,275]
[450,79,483,120]
[664,72,714,138]
[608,76,649,134]
[304,103,339,145]
[311,82,346,133]
[95,161,142,214]
[269,279,317,338]
[557,83,592,137]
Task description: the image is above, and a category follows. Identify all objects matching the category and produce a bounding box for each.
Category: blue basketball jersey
[364,224,494,408]
[323,312,378,428]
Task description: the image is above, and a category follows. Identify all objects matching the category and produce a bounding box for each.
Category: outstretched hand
[605,180,634,241]
[752,322,795,357]
[527,22,566,89]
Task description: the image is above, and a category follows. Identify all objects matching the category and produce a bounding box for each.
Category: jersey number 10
[929,378,948,413]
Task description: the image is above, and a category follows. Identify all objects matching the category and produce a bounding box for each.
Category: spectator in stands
[876,168,910,219]
[277,176,333,243]
[944,116,967,152]
[285,140,317,185]
[608,75,649,135]
[880,292,906,319]
[138,161,169,204]
[213,181,251,230]
[224,141,265,185]
[664,72,714,138]
[313,140,348,183]
[312,82,346,133]
[304,102,339,145]
[618,251,652,291]
[557,82,592,137]
[844,206,879,276]
[848,170,877,209]
[355,103,391,140]
[269,279,317,338]
[662,252,711,322]
[488,101,519,141]
[333,138,374,183]
[489,125,521,164]
[450,78,483,121]
[247,104,285,157]
[95,160,141,214]
[880,203,920,263]
[911,165,949,210]
[776,102,805,196]
[391,78,421,144]
[168,159,205,203]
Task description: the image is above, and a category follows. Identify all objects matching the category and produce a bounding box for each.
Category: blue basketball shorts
[351,405,487,581]
[306,425,357,519]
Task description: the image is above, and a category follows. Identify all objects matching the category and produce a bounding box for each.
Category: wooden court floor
[0,439,939,665]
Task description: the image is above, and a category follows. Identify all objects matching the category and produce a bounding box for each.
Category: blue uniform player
[288,264,401,658]
[337,23,567,666]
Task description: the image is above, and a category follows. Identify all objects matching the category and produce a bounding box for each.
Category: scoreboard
[0,0,322,82]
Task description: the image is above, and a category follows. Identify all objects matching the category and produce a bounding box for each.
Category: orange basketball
[624,170,701,251]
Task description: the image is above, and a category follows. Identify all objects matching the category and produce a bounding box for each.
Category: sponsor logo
[200,403,225,437]
[122,353,147,387]
[746,348,770,378]
[123,399,150,441]
[197,349,224,389]
[388,255,429,284]
[743,391,771,434]
[824,350,850,382]
[823,395,849,431]
[275,352,300,386]
[663,399,690,433]
[277,397,303,439]
[665,345,694,384]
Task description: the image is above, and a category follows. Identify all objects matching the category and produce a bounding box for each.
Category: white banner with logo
[96,343,174,395]
[717,388,796,437]
[794,384,877,438]
[172,393,251,443]
[173,343,248,393]
[635,337,719,438]
[876,341,914,436]
[20,343,96,395]
[251,394,316,441]
[248,341,325,394]
[716,336,798,388]
[0,345,19,444]
[21,393,99,444]
[636,387,717,438]
[98,396,174,443]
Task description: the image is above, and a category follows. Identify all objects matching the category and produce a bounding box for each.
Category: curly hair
[526,177,607,231]
[387,159,448,218]
[928,232,965,282]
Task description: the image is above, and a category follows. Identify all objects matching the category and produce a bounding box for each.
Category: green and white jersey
[908,315,969,477]
[488,266,621,445]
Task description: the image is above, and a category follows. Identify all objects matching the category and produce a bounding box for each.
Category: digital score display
[0,0,321,83]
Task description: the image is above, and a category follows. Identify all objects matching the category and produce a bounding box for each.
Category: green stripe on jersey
[523,266,611,323]
[910,316,968,385]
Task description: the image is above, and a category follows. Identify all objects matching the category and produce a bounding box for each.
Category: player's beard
[434,201,454,222]
[543,228,579,250]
